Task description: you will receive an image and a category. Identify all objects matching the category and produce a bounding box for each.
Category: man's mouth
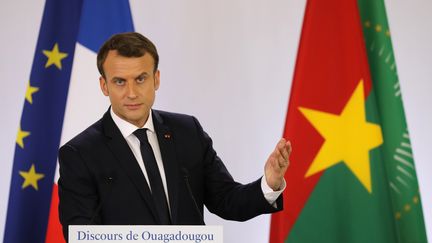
[125,104,142,110]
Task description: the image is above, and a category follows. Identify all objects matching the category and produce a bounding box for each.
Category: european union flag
[4,0,133,242]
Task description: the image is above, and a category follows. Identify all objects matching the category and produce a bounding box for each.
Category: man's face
[100,50,160,127]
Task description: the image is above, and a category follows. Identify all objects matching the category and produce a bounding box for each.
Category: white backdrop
[1,1,431,242]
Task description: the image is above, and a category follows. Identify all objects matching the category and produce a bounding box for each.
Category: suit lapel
[102,111,160,222]
[152,110,180,224]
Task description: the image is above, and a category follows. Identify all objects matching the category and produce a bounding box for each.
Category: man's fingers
[274,151,287,169]
[276,139,291,162]
[286,140,292,154]
[268,156,279,171]
[268,138,292,170]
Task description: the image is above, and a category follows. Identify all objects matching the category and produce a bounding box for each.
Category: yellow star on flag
[299,80,383,193]
[42,43,68,69]
[19,164,45,190]
[16,125,30,149]
[25,80,39,104]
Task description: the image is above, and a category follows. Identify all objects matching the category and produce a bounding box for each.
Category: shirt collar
[110,107,155,138]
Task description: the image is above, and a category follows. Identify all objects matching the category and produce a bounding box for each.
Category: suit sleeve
[58,144,100,240]
[192,117,283,221]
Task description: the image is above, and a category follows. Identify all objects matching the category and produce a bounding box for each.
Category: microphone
[89,175,115,224]
[181,168,205,225]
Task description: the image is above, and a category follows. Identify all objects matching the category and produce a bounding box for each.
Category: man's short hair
[97,32,159,78]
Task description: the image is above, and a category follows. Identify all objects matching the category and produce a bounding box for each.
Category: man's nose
[126,81,138,98]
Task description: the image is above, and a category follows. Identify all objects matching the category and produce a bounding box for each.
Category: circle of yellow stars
[16,42,68,191]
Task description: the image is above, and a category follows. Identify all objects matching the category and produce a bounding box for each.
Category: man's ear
[99,76,109,96]
[154,70,160,91]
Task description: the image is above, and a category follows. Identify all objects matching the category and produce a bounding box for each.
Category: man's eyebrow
[111,77,126,82]
[136,72,149,79]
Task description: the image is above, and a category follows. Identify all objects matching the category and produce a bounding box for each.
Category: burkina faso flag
[269,0,428,242]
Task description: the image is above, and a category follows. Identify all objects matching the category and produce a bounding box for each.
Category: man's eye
[114,80,125,85]
[137,76,146,83]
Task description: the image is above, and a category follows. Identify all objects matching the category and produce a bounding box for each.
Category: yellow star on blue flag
[25,81,39,104]
[16,125,30,149]
[19,164,45,190]
[42,43,68,69]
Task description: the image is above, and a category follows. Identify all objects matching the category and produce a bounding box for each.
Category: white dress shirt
[110,108,169,202]
[110,108,285,207]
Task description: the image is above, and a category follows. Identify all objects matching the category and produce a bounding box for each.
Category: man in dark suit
[58,32,291,240]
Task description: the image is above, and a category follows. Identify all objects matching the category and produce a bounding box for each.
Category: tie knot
[133,128,149,143]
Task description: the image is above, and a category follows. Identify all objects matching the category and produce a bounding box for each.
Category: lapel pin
[164,133,171,139]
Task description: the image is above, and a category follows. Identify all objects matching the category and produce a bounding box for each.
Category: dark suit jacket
[58,109,282,239]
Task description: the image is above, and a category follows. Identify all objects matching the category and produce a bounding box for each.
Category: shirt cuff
[261,174,286,207]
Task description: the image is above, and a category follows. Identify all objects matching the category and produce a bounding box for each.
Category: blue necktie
[134,129,171,224]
